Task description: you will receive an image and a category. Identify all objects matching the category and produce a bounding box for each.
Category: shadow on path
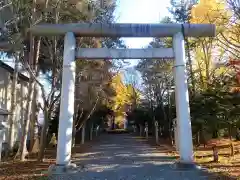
[50,134,237,180]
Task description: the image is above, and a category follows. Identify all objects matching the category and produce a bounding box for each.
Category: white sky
[114,0,170,54]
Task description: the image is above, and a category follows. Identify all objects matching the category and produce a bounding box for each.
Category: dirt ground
[0,149,55,180]
[146,137,240,179]
[193,139,240,178]
[0,140,94,180]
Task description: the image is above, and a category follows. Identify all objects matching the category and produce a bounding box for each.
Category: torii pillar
[49,32,77,173]
[173,32,194,165]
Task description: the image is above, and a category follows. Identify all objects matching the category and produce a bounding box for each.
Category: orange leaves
[227,58,240,85]
[228,58,240,66]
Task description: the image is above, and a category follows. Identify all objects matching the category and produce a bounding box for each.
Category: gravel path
[48,134,228,180]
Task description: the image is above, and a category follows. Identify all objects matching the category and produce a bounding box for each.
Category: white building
[0,60,29,150]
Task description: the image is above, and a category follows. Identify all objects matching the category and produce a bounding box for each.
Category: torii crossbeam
[29,23,215,37]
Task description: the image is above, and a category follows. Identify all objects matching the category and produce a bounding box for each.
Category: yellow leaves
[190,0,234,90]
[215,66,227,75]
[108,73,139,114]
[190,0,230,25]
[125,84,141,105]
[107,73,126,112]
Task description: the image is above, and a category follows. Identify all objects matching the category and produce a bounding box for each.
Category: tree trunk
[230,143,234,156]
[7,53,19,152]
[29,84,38,152]
[168,117,173,145]
[145,123,148,139]
[72,126,76,147]
[38,109,49,161]
[228,124,232,140]
[0,132,3,162]
[20,80,35,161]
[174,122,179,151]
[186,37,195,94]
[236,128,240,141]
[96,125,99,137]
[19,0,38,161]
[139,125,143,136]
[196,130,200,146]
[155,122,159,144]
[81,123,85,144]
[200,129,207,148]
[212,129,219,139]
[19,33,41,161]
[212,145,219,162]
[90,123,93,141]
[111,117,115,130]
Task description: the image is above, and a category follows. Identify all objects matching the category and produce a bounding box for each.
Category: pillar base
[172,161,202,170]
[48,163,79,175]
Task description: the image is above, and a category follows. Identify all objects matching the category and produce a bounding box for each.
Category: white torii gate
[30,23,215,171]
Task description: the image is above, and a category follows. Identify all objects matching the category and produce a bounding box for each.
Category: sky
[114,0,170,66]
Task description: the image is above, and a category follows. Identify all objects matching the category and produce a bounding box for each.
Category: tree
[36,0,123,159]
[190,0,230,90]
[107,73,130,128]
[133,0,240,145]
[2,0,124,161]
[136,37,174,136]
[7,52,19,153]
[228,0,240,19]
[168,0,197,93]
[123,67,141,110]
[216,1,240,59]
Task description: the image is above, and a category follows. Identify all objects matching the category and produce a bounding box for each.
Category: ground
[0,140,93,180]
[148,137,240,179]
[0,134,239,179]
[50,134,238,179]
[194,139,240,178]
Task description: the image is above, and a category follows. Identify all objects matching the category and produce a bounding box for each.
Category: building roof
[0,61,29,82]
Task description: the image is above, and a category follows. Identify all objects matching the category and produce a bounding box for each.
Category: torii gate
[29,23,215,171]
